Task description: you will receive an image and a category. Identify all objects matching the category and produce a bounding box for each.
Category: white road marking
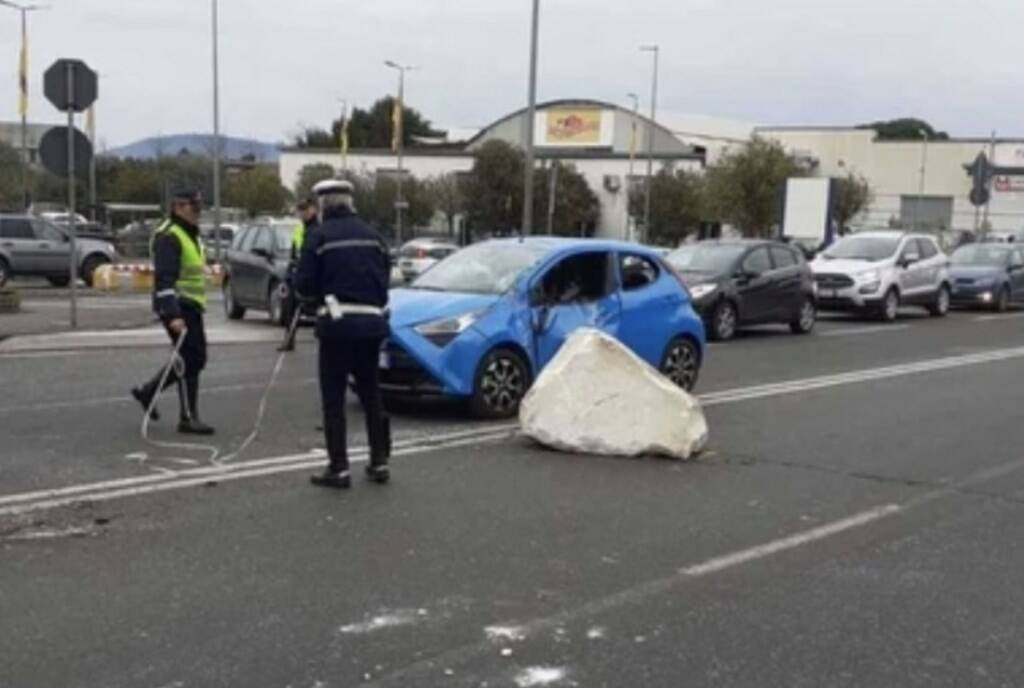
[975,312,1024,322]
[680,504,902,576]
[0,351,87,360]
[820,324,910,337]
[5,344,1024,515]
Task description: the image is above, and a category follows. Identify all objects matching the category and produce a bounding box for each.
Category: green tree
[704,137,805,238]
[463,140,524,237]
[833,172,875,229]
[294,163,337,200]
[224,165,291,217]
[365,175,435,234]
[857,118,949,141]
[534,162,600,237]
[629,168,705,247]
[0,141,27,211]
[292,97,444,150]
[425,173,466,236]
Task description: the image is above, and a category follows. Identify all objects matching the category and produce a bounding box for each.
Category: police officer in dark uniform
[296,179,391,489]
[278,196,320,352]
[131,189,215,435]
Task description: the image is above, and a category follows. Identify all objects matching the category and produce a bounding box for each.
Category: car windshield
[410,242,549,294]
[666,245,747,273]
[272,226,296,257]
[822,236,900,261]
[952,244,1011,266]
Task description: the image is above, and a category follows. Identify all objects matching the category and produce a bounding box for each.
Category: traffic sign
[970,186,991,207]
[44,59,98,113]
[38,126,92,179]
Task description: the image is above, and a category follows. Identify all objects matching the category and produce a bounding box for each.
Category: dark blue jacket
[295,206,390,339]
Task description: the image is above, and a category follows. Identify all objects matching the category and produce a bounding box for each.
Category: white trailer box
[782,177,837,250]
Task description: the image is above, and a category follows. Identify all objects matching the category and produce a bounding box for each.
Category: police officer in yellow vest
[131,189,215,435]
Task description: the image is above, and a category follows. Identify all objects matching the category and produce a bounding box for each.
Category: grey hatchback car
[0,214,118,288]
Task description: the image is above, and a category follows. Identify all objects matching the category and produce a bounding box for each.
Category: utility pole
[86,104,97,221]
[546,162,558,235]
[521,0,541,236]
[385,61,415,243]
[640,45,660,244]
[337,98,349,174]
[983,130,996,231]
[0,1,48,210]
[626,92,639,241]
[211,0,223,262]
[915,128,928,231]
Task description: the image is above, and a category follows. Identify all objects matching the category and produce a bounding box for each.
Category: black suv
[665,240,818,341]
[221,222,296,325]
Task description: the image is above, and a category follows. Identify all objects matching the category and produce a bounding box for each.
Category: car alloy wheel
[269,282,289,325]
[661,337,700,391]
[0,258,11,287]
[882,289,900,322]
[997,287,1010,313]
[792,298,816,334]
[472,349,529,419]
[712,301,737,341]
[929,285,950,317]
[224,286,236,318]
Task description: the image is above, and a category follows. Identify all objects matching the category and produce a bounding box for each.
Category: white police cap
[312,179,355,196]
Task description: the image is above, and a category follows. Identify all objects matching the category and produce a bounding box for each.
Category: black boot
[178,375,215,436]
[365,415,391,484]
[310,469,352,489]
[131,376,162,422]
[365,464,390,485]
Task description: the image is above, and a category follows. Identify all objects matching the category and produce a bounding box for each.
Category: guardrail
[93,264,225,293]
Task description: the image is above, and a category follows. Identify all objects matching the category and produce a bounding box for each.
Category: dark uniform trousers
[167,302,208,377]
[318,322,388,473]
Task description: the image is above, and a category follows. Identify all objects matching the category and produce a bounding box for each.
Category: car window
[232,228,251,251]
[742,247,772,275]
[0,218,36,239]
[1013,250,1024,268]
[33,221,66,242]
[538,252,614,305]
[620,253,660,291]
[900,240,921,261]
[251,228,273,254]
[770,246,799,269]
[917,238,938,259]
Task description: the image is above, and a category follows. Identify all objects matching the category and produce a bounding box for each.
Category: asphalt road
[3,307,1024,687]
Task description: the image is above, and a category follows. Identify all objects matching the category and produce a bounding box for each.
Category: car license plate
[379,351,390,369]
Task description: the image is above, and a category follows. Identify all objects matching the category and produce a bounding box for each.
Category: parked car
[396,238,459,282]
[382,238,706,419]
[0,214,117,287]
[201,224,239,259]
[221,222,296,325]
[40,211,88,226]
[664,240,817,341]
[811,231,951,321]
[949,243,1024,311]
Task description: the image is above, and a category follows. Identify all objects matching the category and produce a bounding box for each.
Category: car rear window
[0,218,35,239]
[620,254,660,291]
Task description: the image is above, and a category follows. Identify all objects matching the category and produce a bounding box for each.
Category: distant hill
[105,134,280,162]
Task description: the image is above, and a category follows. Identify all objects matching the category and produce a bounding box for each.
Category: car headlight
[689,283,718,301]
[857,270,881,284]
[414,311,483,347]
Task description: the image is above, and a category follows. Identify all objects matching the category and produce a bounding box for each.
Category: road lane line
[975,312,1024,322]
[6,344,1024,514]
[820,325,910,337]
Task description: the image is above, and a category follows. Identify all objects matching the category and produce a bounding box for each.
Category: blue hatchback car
[381,237,706,418]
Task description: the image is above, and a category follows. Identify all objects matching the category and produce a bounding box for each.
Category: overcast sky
[1,0,1022,148]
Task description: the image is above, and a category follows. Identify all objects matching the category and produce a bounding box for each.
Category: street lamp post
[211,0,223,263]
[626,92,639,241]
[0,0,49,211]
[337,97,348,174]
[522,0,541,236]
[640,45,660,244]
[385,60,415,243]
[915,128,928,231]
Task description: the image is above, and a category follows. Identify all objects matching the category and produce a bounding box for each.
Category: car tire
[790,297,817,335]
[0,257,10,287]
[81,255,108,288]
[223,280,246,320]
[469,348,531,420]
[268,281,291,327]
[47,275,71,287]
[928,284,950,318]
[878,288,900,322]
[995,286,1010,313]
[709,300,738,341]
[660,336,701,392]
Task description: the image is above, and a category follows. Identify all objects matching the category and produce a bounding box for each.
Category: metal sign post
[66,61,78,328]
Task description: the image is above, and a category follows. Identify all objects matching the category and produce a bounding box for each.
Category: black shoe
[178,418,215,436]
[365,464,390,485]
[132,387,160,421]
[277,341,295,353]
[311,470,352,489]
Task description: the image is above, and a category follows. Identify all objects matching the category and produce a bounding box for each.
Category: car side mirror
[899,255,919,269]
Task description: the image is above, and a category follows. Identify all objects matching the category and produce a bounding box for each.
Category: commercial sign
[993,175,1024,193]
[537,108,612,147]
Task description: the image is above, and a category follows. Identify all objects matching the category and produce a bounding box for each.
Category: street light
[640,44,660,244]
[626,92,640,241]
[0,0,49,211]
[916,127,928,231]
[211,0,223,263]
[337,97,348,173]
[385,60,415,243]
[522,0,541,236]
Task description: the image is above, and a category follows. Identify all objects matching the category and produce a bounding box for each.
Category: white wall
[759,128,1024,232]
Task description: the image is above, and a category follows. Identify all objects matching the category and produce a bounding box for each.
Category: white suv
[811,231,951,321]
